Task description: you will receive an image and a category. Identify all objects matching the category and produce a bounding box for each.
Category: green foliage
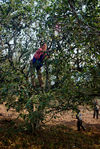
[0,0,100,130]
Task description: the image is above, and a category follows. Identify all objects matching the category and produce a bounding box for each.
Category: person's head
[40,42,47,51]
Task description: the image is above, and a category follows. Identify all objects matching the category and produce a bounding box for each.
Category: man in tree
[76,110,85,131]
[30,42,47,88]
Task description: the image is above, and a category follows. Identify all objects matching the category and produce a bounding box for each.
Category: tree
[0,0,100,131]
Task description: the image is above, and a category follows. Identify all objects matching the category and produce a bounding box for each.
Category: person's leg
[31,75,36,87]
[96,110,99,119]
[36,58,44,88]
[93,110,96,118]
[37,68,44,88]
[81,121,85,131]
[98,110,99,119]
[30,59,36,87]
[77,120,80,131]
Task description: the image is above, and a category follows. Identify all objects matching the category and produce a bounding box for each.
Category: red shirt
[34,48,43,59]
[34,48,47,59]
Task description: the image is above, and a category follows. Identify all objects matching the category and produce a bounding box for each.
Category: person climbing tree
[30,42,47,88]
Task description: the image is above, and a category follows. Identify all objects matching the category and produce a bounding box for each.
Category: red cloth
[33,48,47,60]
[34,48,43,59]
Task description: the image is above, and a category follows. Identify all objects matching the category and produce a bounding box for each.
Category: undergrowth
[0,119,100,149]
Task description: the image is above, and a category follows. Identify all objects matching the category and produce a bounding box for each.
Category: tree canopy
[0,0,100,130]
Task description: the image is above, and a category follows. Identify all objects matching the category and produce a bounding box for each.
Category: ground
[0,103,100,132]
[0,103,100,149]
[46,106,100,132]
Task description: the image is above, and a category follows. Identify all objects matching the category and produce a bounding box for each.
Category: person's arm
[79,113,82,120]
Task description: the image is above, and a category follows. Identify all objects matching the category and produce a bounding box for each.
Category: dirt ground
[46,107,100,132]
[0,103,100,132]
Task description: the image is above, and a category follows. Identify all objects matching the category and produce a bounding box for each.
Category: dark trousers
[93,110,99,119]
[77,120,85,131]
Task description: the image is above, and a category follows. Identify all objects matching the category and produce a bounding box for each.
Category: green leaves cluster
[0,0,100,130]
